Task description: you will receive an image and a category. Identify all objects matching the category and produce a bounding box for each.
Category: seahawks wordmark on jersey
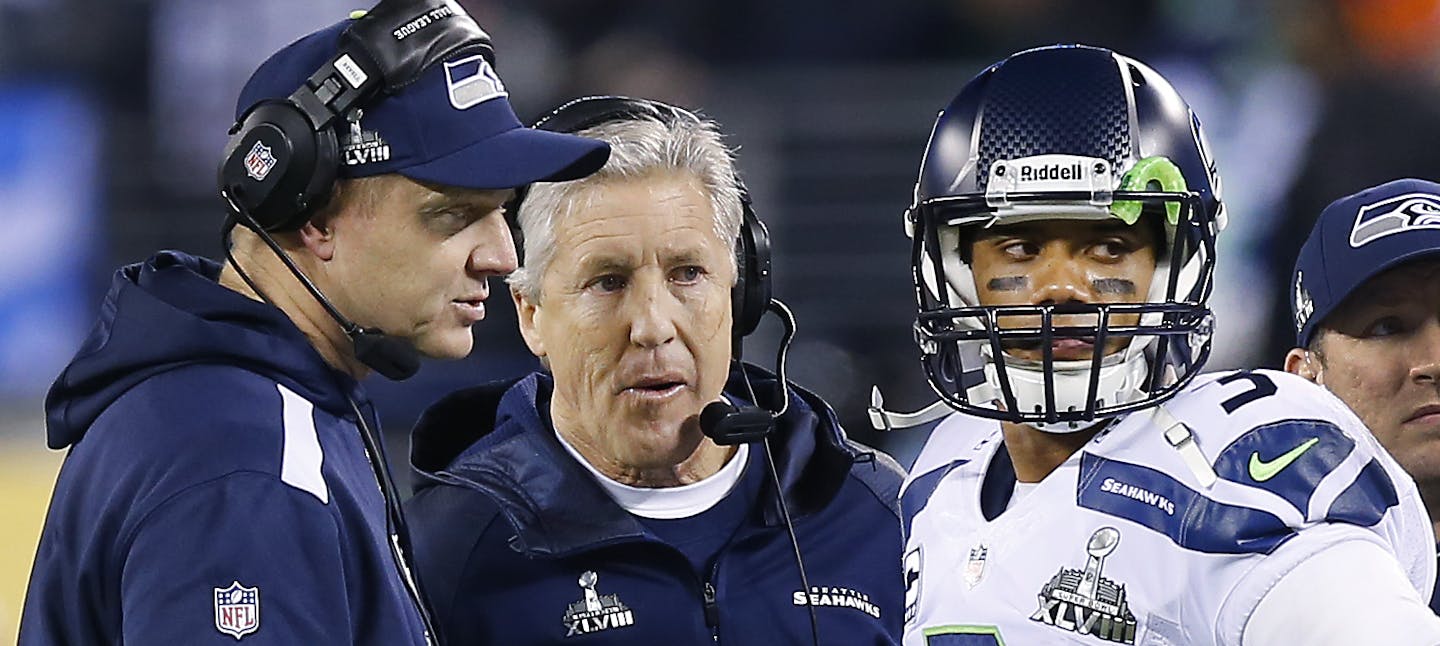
[901,370,1434,645]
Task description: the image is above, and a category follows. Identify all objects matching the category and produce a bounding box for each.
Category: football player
[876,44,1440,645]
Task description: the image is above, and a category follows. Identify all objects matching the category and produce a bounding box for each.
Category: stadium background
[2,0,1438,639]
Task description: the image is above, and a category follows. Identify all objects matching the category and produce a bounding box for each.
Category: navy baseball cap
[235,18,609,189]
[1292,178,1440,346]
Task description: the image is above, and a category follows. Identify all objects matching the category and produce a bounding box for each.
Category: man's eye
[1363,316,1406,338]
[429,210,472,232]
[1092,241,1126,259]
[591,275,626,293]
[672,266,704,284]
[1000,241,1037,258]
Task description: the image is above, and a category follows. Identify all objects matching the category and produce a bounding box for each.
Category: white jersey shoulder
[906,412,1001,486]
[900,369,1434,646]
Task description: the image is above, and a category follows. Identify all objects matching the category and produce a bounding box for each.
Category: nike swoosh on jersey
[1248,437,1320,482]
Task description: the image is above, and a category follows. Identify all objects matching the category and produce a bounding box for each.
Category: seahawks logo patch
[1349,192,1440,247]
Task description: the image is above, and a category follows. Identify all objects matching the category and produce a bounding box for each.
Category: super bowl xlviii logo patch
[562,571,634,638]
[1349,192,1440,247]
[793,585,882,618]
[243,141,276,182]
[214,581,260,640]
[444,54,507,110]
[341,109,391,166]
[1293,271,1315,333]
[1030,527,1137,644]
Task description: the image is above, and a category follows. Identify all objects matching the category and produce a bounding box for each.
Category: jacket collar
[410,365,864,556]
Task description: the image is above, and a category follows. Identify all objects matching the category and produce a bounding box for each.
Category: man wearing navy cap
[20,2,607,644]
[1286,177,1440,614]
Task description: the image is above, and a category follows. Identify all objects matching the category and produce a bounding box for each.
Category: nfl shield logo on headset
[214,580,260,639]
[242,141,277,182]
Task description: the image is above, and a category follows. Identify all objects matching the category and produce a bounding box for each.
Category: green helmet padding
[1111,156,1186,225]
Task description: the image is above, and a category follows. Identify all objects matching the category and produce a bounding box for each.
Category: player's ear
[1284,348,1323,385]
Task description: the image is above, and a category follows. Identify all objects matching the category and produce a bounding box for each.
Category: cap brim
[397,126,609,190]
[1304,245,1440,344]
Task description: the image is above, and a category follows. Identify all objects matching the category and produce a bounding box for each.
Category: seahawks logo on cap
[444,54,507,110]
[1349,192,1440,248]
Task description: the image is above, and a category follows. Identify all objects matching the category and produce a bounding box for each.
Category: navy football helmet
[904,44,1225,430]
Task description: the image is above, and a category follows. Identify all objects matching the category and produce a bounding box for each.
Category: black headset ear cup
[219,100,339,232]
[732,193,771,339]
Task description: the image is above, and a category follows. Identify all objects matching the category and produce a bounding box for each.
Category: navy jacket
[21,251,430,645]
[406,369,906,645]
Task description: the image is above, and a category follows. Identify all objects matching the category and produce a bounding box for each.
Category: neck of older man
[219,231,369,380]
[554,418,739,488]
[1002,420,1103,483]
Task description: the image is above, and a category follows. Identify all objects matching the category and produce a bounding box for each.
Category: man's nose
[1027,248,1093,306]
[627,274,678,350]
[1411,319,1440,386]
[469,214,519,276]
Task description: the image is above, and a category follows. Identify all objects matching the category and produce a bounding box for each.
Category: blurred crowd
[1,0,1439,634]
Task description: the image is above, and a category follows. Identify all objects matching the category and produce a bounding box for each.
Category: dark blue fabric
[900,459,971,540]
[1212,419,1355,516]
[21,251,428,645]
[977,444,1016,521]
[637,444,767,578]
[1432,548,1440,616]
[1078,453,1297,555]
[405,368,906,645]
[1326,458,1401,527]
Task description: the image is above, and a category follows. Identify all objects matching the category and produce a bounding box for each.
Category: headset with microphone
[213,2,509,643]
[216,0,496,381]
[519,96,818,644]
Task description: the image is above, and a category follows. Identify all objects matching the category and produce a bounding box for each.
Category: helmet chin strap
[974,342,1151,434]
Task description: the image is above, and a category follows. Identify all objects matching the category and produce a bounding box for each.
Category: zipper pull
[703,582,719,628]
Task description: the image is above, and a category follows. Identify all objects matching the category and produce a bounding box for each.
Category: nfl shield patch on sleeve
[214,581,260,639]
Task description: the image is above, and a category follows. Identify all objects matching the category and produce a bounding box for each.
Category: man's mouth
[452,297,487,322]
[1404,404,1440,425]
[1004,337,1098,361]
[620,375,689,400]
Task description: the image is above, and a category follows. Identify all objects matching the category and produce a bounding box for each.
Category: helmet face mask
[906,45,1224,430]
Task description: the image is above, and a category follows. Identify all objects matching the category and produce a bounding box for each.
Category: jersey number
[1217,371,1276,414]
[924,625,1006,645]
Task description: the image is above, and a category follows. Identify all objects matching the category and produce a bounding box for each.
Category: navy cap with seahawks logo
[1292,178,1440,346]
[235,18,609,190]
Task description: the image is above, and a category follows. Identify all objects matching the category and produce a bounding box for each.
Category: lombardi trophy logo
[561,571,634,637]
[1030,527,1137,644]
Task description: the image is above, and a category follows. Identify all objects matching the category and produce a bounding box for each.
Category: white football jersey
[901,369,1434,645]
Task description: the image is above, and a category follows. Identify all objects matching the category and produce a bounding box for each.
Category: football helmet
[904,44,1225,431]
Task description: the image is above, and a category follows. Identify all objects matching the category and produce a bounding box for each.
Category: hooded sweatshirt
[405,368,906,645]
[20,251,430,645]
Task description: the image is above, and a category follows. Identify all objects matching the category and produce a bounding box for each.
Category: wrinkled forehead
[555,179,728,256]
